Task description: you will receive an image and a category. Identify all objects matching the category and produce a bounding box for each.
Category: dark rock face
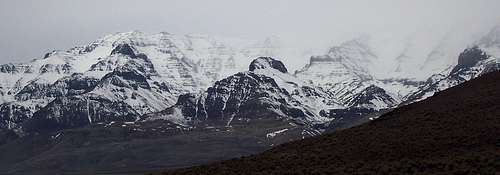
[121,54,157,77]
[39,63,72,74]
[299,86,322,97]
[27,95,138,133]
[0,64,22,74]
[15,82,53,101]
[43,52,52,59]
[450,46,489,74]
[82,43,99,53]
[111,44,137,58]
[100,68,151,90]
[249,57,288,73]
[14,74,100,101]
[447,47,495,82]
[89,60,113,72]
[0,103,33,133]
[93,48,157,77]
[175,93,199,119]
[152,81,170,93]
[203,72,289,124]
[54,74,100,96]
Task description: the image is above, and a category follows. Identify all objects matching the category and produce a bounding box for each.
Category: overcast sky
[1,0,499,64]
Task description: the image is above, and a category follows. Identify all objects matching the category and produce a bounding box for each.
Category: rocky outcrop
[404,46,500,103]
[450,46,490,74]
[111,44,137,58]
[249,57,288,73]
[0,103,33,134]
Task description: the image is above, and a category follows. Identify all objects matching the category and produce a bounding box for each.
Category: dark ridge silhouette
[158,71,500,175]
[248,57,288,73]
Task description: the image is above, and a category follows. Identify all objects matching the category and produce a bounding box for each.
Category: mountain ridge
[1,28,499,137]
[0,28,499,174]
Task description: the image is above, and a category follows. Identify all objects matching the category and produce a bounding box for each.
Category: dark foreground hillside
[159,71,500,175]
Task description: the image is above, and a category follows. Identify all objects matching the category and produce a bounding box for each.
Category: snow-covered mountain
[404,47,499,103]
[0,32,298,135]
[1,25,499,137]
[0,31,292,103]
[402,26,500,103]
[145,57,339,132]
[294,38,421,110]
[294,25,500,111]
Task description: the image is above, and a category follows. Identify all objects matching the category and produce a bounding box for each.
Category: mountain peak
[248,57,288,73]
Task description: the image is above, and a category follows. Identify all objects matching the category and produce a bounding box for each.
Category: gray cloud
[1,0,499,64]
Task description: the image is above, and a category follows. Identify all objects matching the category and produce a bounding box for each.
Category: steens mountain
[1,27,500,138]
[0,32,296,135]
[0,27,499,174]
[0,57,363,174]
